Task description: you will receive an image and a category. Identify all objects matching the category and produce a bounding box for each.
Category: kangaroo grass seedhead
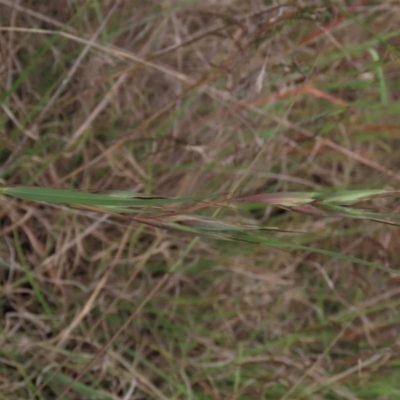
[1,185,400,272]
[235,189,400,223]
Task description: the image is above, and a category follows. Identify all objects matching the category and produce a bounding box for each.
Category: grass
[1,1,400,399]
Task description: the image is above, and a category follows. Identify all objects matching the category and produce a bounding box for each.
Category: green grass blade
[231,232,399,274]
[0,186,212,207]
[316,189,399,205]
[368,48,388,105]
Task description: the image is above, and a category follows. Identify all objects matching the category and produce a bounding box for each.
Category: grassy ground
[1,1,400,399]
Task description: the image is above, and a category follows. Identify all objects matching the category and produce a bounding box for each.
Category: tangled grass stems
[2,1,400,398]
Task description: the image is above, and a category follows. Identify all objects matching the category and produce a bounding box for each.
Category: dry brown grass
[1,1,400,399]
